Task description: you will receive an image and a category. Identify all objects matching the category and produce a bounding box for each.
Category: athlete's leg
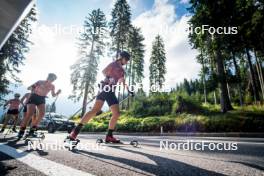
[69,100,104,139]
[31,111,38,126]
[108,104,120,130]
[1,114,11,131]
[105,104,121,143]
[26,104,44,136]
[20,104,36,129]
[32,104,45,127]
[12,114,19,132]
[80,100,104,124]
[18,104,36,137]
[23,112,27,121]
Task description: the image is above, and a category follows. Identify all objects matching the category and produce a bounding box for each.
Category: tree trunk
[232,52,243,106]
[215,48,233,112]
[81,38,95,116]
[223,63,231,102]
[81,81,89,117]
[117,39,121,102]
[254,51,264,101]
[201,51,207,104]
[227,83,231,102]
[127,52,133,109]
[214,91,217,105]
[208,52,217,105]
[245,48,260,102]
[121,64,127,110]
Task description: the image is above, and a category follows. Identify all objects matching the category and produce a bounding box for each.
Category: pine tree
[188,0,233,112]
[109,0,132,105]
[128,27,145,85]
[69,9,107,116]
[109,0,131,54]
[126,26,145,108]
[0,6,37,101]
[149,35,166,91]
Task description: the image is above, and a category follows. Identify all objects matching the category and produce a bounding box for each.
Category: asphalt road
[0,131,264,176]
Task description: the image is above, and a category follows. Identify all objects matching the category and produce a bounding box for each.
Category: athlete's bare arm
[51,87,61,97]
[28,81,38,91]
[4,100,10,108]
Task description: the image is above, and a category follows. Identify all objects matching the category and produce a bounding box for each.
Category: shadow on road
[74,147,227,176]
[229,160,264,171]
[0,152,17,176]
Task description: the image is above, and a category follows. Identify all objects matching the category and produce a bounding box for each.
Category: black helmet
[47,73,57,81]
[14,93,20,98]
[119,51,130,60]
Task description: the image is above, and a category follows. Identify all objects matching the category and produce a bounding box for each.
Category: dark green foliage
[141,117,160,132]
[171,95,203,114]
[0,6,37,101]
[117,117,142,131]
[188,0,264,110]
[130,93,174,117]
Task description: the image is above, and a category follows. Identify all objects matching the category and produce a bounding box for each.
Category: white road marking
[0,143,94,176]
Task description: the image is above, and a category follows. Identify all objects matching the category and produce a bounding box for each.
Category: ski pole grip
[128,89,135,97]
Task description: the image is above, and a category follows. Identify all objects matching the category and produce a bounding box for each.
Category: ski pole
[47,94,59,117]
[55,95,97,132]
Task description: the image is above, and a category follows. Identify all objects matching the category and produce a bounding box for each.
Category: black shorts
[7,109,19,115]
[27,93,46,106]
[96,91,119,107]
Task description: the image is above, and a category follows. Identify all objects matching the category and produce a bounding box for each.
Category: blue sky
[36,0,189,24]
[36,0,152,25]
[1,0,199,117]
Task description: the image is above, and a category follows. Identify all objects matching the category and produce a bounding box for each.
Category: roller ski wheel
[23,131,45,145]
[130,140,139,147]
[96,138,139,147]
[24,131,44,139]
[96,138,104,144]
[64,136,80,150]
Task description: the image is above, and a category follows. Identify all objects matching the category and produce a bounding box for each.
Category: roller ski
[0,124,17,138]
[64,136,80,150]
[96,136,139,147]
[22,130,45,146]
[2,126,17,139]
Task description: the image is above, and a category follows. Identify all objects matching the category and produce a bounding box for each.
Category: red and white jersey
[7,99,20,110]
[102,61,125,85]
[31,80,55,97]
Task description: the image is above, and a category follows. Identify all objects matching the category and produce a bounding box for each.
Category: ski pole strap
[127,89,134,97]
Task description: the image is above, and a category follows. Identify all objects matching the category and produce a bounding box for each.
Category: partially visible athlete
[20,92,38,127]
[17,73,61,138]
[0,93,22,133]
